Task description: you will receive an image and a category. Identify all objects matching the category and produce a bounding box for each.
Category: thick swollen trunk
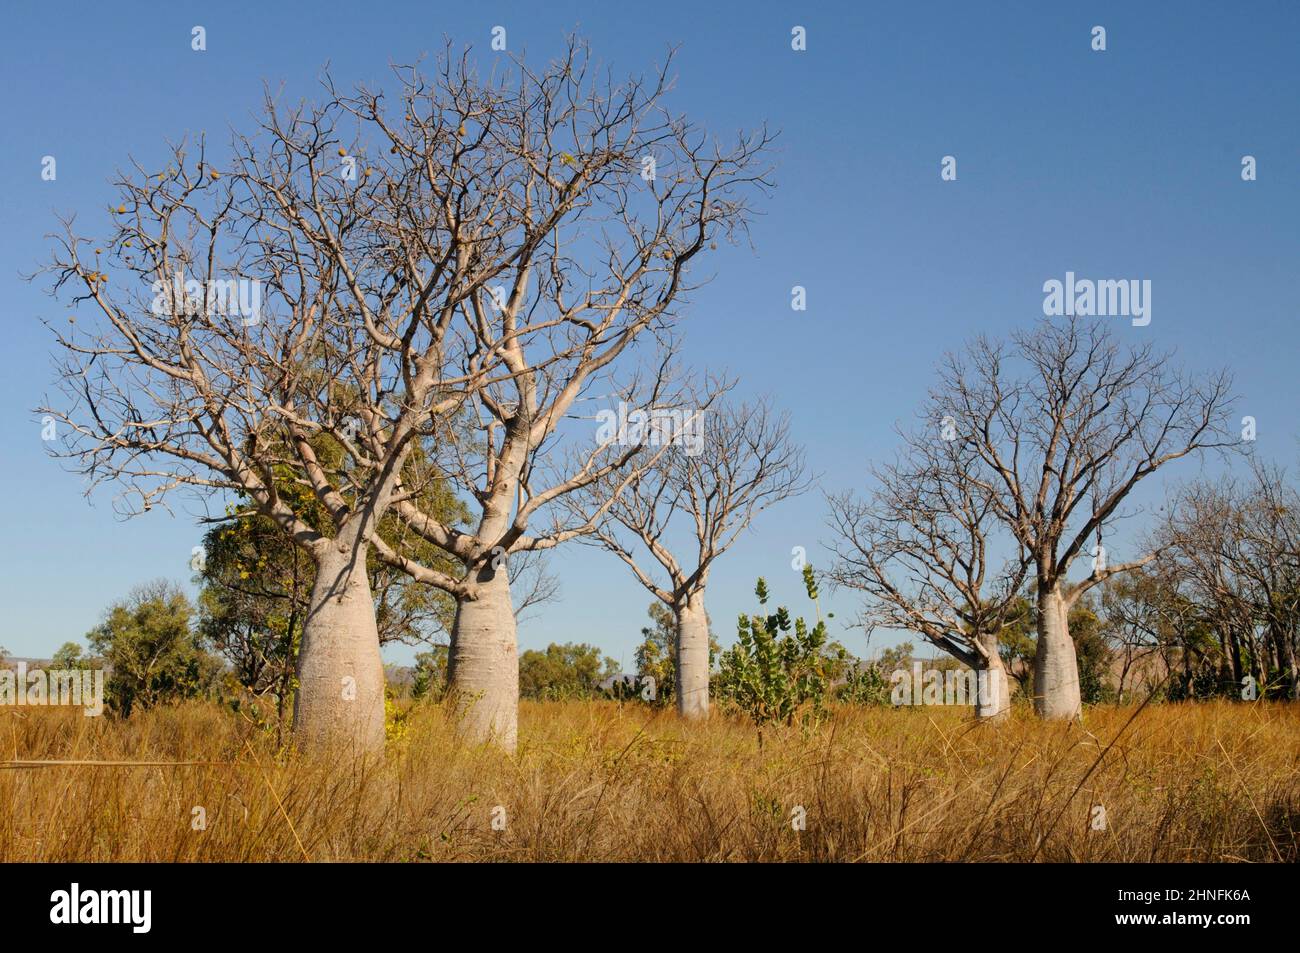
[1033,584,1082,720]
[449,565,519,750]
[973,633,1010,721]
[293,544,386,752]
[674,592,710,720]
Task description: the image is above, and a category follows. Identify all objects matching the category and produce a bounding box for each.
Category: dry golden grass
[1,699,1297,862]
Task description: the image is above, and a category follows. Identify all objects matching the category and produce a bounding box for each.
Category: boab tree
[195,465,469,738]
[355,42,776,748]
[928,318,1236,718]
[827,424,1029,720]
[570,391,810,718]
[35,49,600,749]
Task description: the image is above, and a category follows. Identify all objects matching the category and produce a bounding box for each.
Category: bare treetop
[35,34,776,750]
[37,34,774,547]
[940,318,1237,595]
[583,385,812,605]
[827,427,1029,670]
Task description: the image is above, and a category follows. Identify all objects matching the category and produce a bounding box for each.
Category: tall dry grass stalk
[1,700,1296,861]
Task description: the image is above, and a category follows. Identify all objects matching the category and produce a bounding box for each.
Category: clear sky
[2,1,1297,666]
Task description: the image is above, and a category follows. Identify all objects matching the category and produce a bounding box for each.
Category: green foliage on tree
[411,646,449,701]
[876,641,915,674]
[50,642,96,670]
[196,500,311,725]
[715,566,836,732]
[86,581,222,716]
[1069,599,1115,704]
[518,642,619,701]
[835,658,891,705]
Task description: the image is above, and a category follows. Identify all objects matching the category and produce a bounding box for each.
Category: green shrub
[715,566,834,732]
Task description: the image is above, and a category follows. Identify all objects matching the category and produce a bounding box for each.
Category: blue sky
[2,1,1297,666]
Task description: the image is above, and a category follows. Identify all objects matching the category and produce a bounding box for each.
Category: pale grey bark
[293,544,387,751]
[1032,584,1081,719]
[674,592,711,719]
[448,565,519,749]
[973,631,1012,720]
[977,663,1011,721]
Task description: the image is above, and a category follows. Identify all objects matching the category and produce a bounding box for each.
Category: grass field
[2,700,1297,862]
